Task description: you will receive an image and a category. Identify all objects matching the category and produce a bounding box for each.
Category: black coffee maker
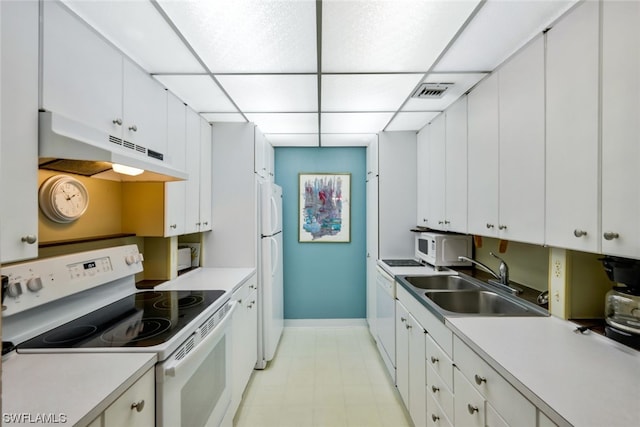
[600,256,640,349]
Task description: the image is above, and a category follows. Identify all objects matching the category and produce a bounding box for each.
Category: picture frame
[298,173,351,243]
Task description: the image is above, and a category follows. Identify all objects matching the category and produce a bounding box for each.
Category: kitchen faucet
[458,253,522,295]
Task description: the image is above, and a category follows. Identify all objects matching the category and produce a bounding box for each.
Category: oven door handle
[162,301,237,380]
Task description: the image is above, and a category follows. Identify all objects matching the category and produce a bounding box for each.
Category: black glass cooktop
[18,290,226,350]
[382,259,424,267]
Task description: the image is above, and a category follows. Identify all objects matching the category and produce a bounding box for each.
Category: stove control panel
[1,245,143,316]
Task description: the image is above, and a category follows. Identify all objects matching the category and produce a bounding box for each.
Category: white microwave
[415,232,472,269]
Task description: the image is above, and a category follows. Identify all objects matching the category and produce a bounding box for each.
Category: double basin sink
[396,274,548,319]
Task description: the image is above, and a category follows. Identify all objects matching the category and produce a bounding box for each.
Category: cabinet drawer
[104,368,154,427]
[427,364,454,423]
[454,336,536,427]
[397,284,453,356]
[426,334,453,391]
[427,391,453,427]
[454,368,485,427]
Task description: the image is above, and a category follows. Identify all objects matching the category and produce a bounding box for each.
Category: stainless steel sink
[423,290,546,316]
[403,275,480,291]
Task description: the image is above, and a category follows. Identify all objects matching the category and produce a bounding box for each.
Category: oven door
[156,302,236,427]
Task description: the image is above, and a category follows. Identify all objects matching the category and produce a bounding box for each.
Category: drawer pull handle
[432,414,440,422]
[406,324,412,330]
[574,229,587,237]
[21,235,37,244]
[604,232,619,240]
[400,317,407,323]
[486,223,494,229]
[431,385,439,393]
[474,374,487,385]
[131,400,145,412]
[430,356,439,364]
[467,404,479,414]
[113,118,123,126]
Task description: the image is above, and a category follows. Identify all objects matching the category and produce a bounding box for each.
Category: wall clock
[39,175,89,223]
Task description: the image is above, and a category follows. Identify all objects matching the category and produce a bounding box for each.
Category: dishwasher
[375,266,396,381]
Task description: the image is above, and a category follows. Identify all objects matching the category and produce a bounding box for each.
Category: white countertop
[377,259,458,277]
[446,316,640,427]
[2,352,156,427]
[155,267,256,292]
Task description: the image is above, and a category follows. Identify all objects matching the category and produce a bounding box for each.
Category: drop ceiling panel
[321,134,377,147]
[216,75,318,112]
[322,0,481,72]
[386,112,441,132]
[155,75,237,112]
[265,134,320,147]
[321,113,394,134]
[402,73,486,111]
[62,0,204,73]
[246,113,318,134]
[434,0,577,72]
[200,113,246,123]
[322,74,424,112]
[157,0,317,73]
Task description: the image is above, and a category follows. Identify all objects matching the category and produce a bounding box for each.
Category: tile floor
[233,326,411,427]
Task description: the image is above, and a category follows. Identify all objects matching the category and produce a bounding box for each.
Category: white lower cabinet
[230,274,258,417]
[88,368,155,427]
[395,300,427,427]
[453,336,536,427]
[453,368,485,427]
[427,391,453,427]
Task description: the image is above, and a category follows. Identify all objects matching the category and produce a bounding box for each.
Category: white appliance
[256,182,284,369]
[415,232,473,270]
[375,266,396,380]
[1,245,234,427]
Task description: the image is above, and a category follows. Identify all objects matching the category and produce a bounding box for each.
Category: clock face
[39,175,89,223]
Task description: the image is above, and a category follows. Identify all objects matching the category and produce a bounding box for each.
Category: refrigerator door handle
[270,195,279,234]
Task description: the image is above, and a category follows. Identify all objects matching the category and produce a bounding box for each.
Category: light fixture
[112,163,144,176]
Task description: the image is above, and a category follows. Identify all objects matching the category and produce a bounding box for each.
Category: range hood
[38,111,188,182]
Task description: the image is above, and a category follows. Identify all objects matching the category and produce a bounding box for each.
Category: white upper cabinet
[498,35,545,245]
[41,1,123,140]
[467,73,499,238]
[1,0,39,263]
[367,136,379,177]
[254,128,274,181]
[428,113,446,230]
[164,92,187,237]
[199,118,213,232]
[122,60,168,159]
[416,128,429,228]
[184,108,202,234]
[545,0,600,252]
[601,1,640,258]
[444,96,468,234]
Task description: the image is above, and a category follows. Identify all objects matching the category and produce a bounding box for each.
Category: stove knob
[27,277,43,292]
[7,281,23,298]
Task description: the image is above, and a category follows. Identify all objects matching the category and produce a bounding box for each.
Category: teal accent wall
[274,147,366,319]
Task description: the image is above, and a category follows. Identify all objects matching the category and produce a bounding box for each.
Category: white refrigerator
[256,182,284,369]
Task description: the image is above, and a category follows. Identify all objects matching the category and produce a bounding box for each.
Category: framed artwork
[299,173,351,243]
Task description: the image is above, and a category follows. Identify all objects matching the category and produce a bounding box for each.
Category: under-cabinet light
[112,163,144,176]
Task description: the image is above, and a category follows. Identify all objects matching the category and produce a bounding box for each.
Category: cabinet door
[41,1,123,140]
[367,136,379,176]
[445,96,468,233]
[498,36,545,244]
[199,118,213,231]
[103,369,154,427]
[122,60,168,157]
[254,127,267,179]
[467,73,499,237]
[1,0,39,263]
[454,368,485,427]
[164,92,187,237]
[395,300,410,407]
[428,114,446,231]
[545,0,600,252]
[416,127,430,228]
[408,313,426,427]
[184,108,201,234]
[601,1,640,258]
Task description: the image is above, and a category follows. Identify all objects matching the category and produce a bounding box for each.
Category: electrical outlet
[548,248,568,318]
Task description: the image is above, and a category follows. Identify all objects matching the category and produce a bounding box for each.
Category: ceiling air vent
[411,83,453,99]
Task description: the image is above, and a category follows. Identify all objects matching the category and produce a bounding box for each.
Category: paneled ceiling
[62,0,577,146]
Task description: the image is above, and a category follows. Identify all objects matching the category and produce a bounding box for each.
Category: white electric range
[2,245,234,427]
